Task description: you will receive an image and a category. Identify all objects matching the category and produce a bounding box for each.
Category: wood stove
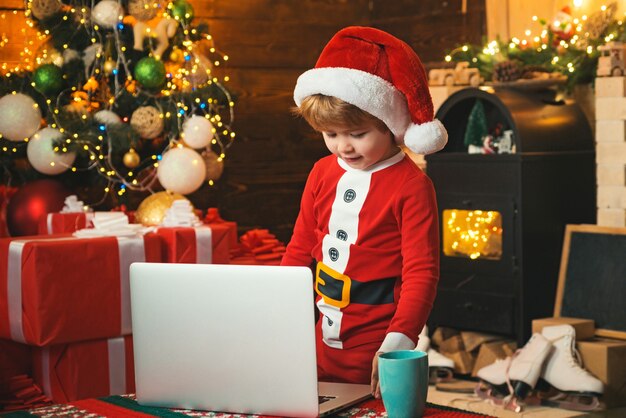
[425,87,595,344]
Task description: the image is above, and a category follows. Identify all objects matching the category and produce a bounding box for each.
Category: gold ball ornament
[134,191,190,226]
[128,0,158,21]
[30,0,63,20]
[103,59,116,74]
[123,148,140,168]
[203,150,224,181]
[130,106,164,139]
[169,47,183,63]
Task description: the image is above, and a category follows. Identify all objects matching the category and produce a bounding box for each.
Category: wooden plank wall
[0,0,485,243]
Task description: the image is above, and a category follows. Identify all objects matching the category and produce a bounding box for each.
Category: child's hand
[370,352,383,399]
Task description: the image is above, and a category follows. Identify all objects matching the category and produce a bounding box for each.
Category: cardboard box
[577,338,626,408]
[531,317,595,340]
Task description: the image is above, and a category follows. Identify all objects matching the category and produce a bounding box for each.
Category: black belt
[315,261,397,308]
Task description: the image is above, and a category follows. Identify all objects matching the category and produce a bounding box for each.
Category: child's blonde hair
[295,94,389,133]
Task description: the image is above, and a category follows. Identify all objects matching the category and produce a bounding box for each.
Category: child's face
[321,122,398,170]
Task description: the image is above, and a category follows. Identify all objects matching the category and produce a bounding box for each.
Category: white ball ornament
[27,127,77,175]
[157,146,206,195]
[92,0,123,28]
[94,109,122,126]
[182,115,214,149]
[0,94,42,142]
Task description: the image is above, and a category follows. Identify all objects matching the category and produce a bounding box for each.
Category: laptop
[129,262,371,417]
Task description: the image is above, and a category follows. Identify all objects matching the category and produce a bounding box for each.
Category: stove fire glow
[443,209,503,260]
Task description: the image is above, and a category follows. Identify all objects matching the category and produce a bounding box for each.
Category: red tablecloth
[0,393,495,417]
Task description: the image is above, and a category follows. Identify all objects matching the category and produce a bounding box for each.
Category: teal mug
[378,350,428,418]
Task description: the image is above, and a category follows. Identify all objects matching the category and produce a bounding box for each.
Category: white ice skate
[536,324,604,411]
[475,333,552,412]
[416,326,455,383]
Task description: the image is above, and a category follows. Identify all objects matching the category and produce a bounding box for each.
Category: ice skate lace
[556,335,594,377]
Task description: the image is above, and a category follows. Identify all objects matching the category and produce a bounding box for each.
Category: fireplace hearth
[425,87,596,344]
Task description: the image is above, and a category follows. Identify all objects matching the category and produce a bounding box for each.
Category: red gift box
[32,335,134,403]
[156,225,231,264]
[1,339,32,392]
[37,213,93,235]
[204,208,238,247]
[0,234,161,346]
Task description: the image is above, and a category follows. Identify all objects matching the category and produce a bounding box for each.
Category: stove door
[437,193,518,278]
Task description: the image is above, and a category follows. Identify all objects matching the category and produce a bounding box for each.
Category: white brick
[596,142,626,164]
[595,77,626,98]
[596,120,626,142]
[597,164,626,186]
[597,208,626,227]
[597,185,626,209]
[596,97,626,121]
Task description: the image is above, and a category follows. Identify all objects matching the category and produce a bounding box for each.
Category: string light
[2,0,236,202]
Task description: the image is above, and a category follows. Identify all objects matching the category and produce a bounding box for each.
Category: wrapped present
[37,196,94,235]
[155,224,231,264]
[1,339,32,393]
[32,335,134,403]
[204,207,238,247]
[37,213,92,235]
[230,229,286,266]
[0,234,161,346]
[0,374,53,412]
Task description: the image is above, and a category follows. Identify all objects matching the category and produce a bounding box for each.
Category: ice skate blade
[536,392,603,412]
[474,383,523,412]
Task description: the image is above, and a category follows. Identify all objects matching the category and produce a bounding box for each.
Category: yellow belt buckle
[315,262,351,309]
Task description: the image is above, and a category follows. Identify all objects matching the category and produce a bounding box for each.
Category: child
[281,26,447,397]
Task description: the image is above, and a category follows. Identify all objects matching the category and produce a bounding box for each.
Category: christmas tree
[463,99,488,148]
[0,0,235,205]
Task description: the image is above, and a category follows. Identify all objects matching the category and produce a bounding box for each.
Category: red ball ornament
[6,179,72,236]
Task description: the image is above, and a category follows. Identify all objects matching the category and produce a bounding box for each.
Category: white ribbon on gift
[6,236,146,343]
[160,199,203,227]
[107,337,127,395]
[59,195,87,213]
[117,237,145,334]
[73,212,151,238]
[195,226,213,264]
[39,336,128,398]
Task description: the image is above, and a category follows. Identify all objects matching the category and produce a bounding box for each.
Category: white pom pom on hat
[294,26,447,155]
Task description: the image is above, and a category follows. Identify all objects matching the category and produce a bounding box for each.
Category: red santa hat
[294,26,447,155]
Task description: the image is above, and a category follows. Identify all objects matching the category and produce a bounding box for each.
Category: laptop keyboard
[319,396,336,404]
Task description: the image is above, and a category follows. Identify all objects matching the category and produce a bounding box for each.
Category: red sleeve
[281,164,319,267]
[387,174,440,343]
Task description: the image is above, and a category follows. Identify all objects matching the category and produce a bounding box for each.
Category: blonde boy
[281,26,447,397]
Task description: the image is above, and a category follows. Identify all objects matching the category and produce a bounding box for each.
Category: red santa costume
[281,26,448,383]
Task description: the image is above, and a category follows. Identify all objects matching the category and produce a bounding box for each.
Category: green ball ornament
[32,64,65,96]
[169,0,194,23]
[133,57,167,90]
